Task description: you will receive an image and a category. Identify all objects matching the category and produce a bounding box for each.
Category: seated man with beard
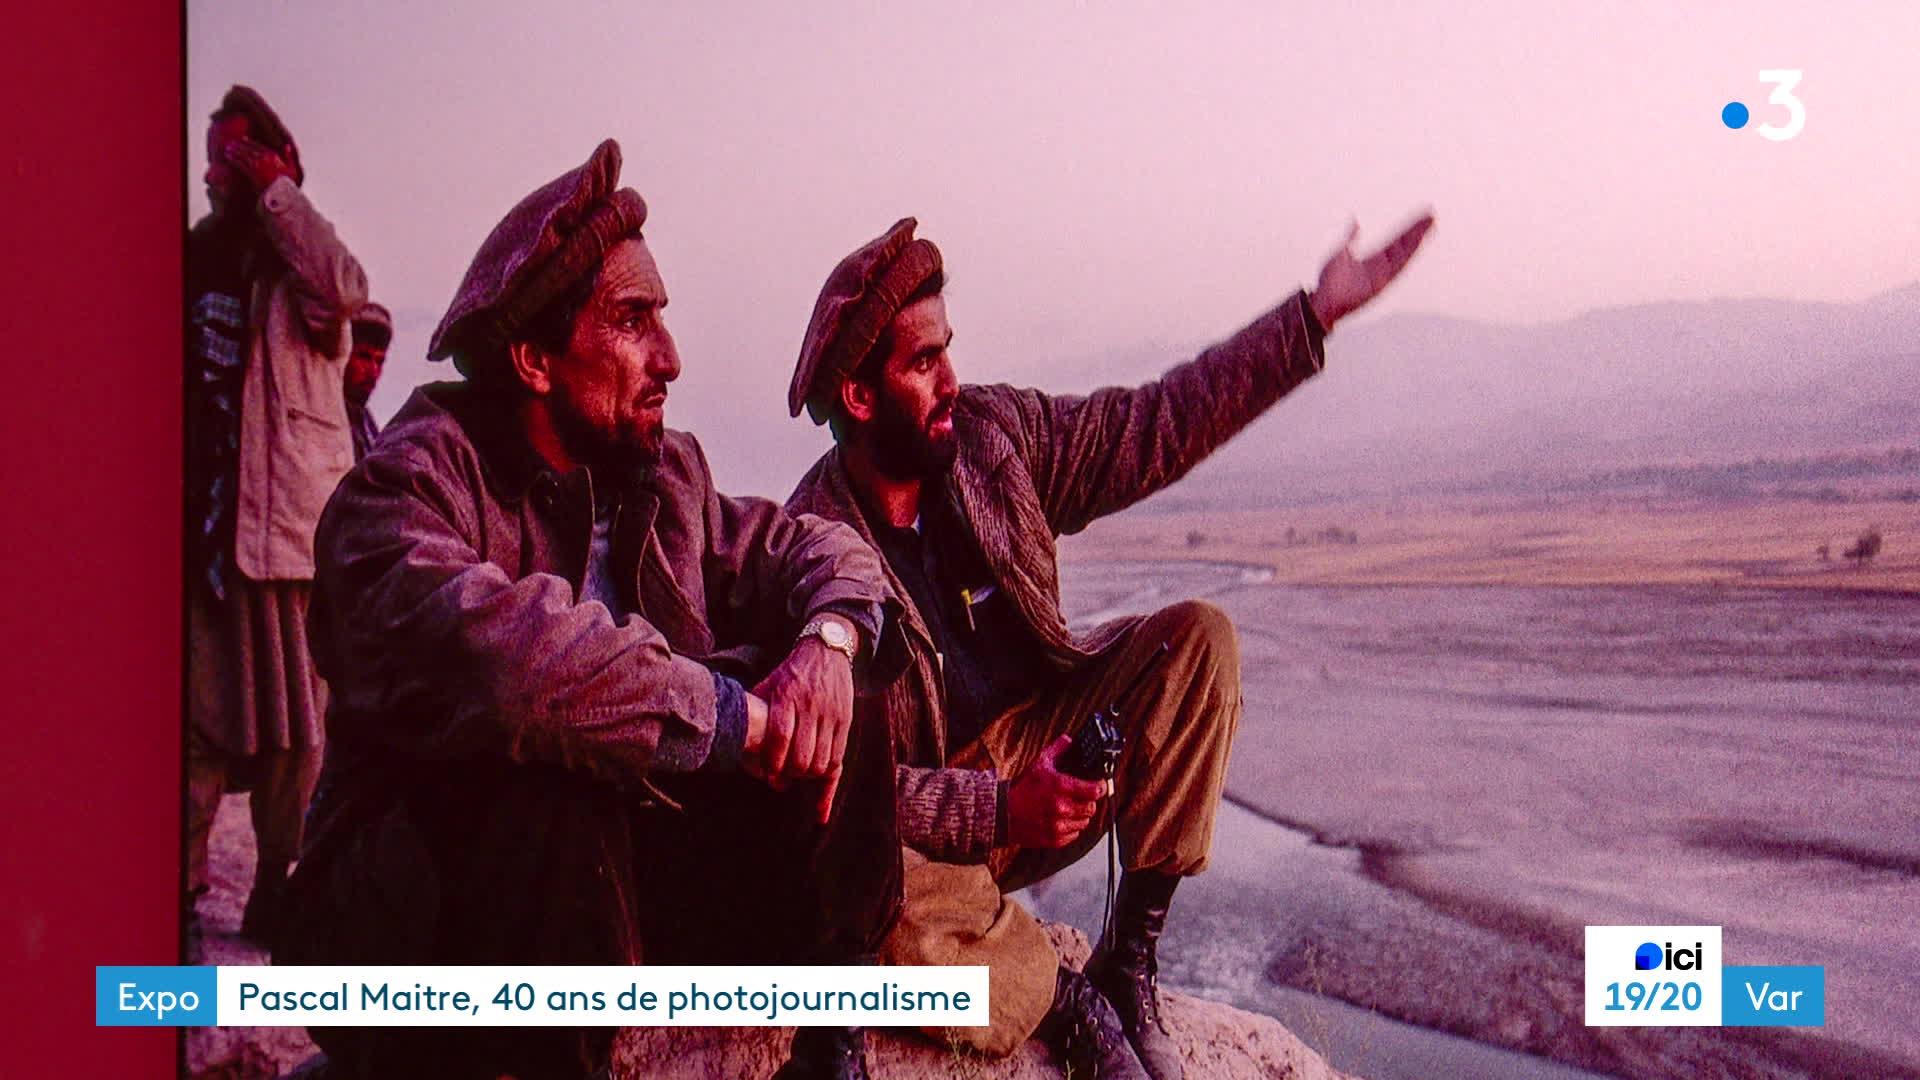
[784,214,1432,1078]
[285,140,903,1080]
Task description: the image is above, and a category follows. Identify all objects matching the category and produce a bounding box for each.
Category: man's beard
[870,391,957,482]
[550,384,665,474]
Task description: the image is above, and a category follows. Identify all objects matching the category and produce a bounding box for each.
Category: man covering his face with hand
[185,84,367,955]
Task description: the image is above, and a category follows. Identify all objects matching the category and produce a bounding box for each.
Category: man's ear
[839,374,876,424]
[508,340,554,396]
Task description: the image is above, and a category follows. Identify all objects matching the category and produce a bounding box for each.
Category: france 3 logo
[1584,926,1723,1027]
[1721,70,1805,140]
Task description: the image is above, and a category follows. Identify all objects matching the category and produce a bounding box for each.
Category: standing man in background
[345,301,392,461]
[786,212,1432,1077]
[184,84,368,952]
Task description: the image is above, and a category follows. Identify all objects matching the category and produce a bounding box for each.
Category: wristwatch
[798,618,858,665]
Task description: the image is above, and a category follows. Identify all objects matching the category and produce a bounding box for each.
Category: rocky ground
[189,795,1351,1079]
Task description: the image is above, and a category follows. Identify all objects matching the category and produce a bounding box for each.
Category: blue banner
[96,966,217,1027]
[1722,965,1824,1027]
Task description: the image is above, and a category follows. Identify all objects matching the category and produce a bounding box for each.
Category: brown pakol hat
[428,139,648,376]
[789,217,943,424]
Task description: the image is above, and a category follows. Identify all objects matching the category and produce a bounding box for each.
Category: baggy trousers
[184,579,326,900]
[884,599,1243,1054]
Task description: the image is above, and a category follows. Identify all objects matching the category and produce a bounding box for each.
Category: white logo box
[1583,925,1723,1027]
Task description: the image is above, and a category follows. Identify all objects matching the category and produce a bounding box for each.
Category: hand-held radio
[1058,641,1171,782]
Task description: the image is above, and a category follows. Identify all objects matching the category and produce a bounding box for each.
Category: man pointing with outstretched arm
[786,212,1432,1077]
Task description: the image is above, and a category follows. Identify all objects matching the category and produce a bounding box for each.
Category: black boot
[772,1026,869,1080]
[1085,870,1183,1080]
[1035,967,1148,1079]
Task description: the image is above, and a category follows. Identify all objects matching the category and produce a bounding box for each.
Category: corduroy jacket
[787,291,1327,862]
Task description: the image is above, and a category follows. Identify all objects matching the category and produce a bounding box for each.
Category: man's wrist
[1306,288,1336,334]
[700,673,749,773]
[742,691,768,754]
[797,614,859,665]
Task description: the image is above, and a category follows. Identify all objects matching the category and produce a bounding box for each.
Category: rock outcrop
[191,801,1352,1078]
[614,925,1352,1079]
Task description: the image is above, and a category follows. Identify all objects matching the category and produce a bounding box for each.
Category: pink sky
[188,1,1917,488]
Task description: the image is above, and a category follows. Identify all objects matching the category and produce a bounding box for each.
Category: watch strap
[798,618,858,664]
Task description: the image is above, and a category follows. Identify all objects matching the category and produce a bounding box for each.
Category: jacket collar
[809,447,935,648]
[806,426,1016,658]
[418,381,655,508]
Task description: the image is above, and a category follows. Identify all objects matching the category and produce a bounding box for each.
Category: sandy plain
[1034,491,1920,1079]
[1062,494,1920,593]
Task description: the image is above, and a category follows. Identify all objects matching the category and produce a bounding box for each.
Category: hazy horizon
[188,2,1918,494]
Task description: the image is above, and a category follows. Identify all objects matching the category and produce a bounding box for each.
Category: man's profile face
[541,235,681,471]
[866,294,960,480]
[344,338,387,406]
[203,114,252,215]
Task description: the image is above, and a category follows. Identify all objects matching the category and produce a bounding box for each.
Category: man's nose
[649,329,682,383]
[935,356,959,399]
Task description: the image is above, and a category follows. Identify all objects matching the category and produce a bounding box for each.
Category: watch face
[819,621,851,647]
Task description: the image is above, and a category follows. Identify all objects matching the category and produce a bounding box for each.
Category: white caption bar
[214,966,989,1027]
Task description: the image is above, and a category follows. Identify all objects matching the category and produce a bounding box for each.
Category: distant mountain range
[1075,284,1920,508]
[366,287,1917,506]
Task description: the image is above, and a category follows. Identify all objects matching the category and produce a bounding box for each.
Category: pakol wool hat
[789,217,943,424]
[428,139,648,377]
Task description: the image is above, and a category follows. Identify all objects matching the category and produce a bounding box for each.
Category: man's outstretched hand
[1308,211,1435,332]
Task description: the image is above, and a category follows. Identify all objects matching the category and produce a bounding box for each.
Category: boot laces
[1138,962,1170,1035]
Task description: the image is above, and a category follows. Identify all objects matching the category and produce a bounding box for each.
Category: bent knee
[1144,600,1241,718]
[1154,599,1239,667]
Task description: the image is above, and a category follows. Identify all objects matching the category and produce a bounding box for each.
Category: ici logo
[1635,941,1705,971]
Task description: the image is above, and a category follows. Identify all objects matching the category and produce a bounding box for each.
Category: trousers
[884,599,1242,1054]
[291,683,902,1080]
